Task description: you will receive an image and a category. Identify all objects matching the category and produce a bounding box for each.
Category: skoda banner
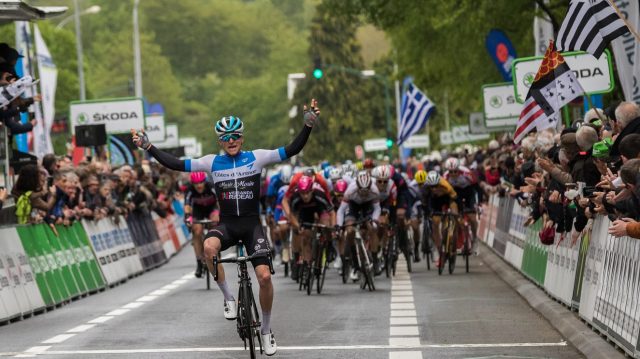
[179,137,198,157]
[512,51,614,103]
[485,29,517,82]
[482,83,519,129]
[69,98,145,135]
[145,115,166,143]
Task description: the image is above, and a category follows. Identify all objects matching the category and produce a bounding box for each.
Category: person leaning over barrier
[132,99,320,356]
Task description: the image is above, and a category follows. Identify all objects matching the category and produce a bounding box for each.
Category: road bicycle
[342,219,375,291]
[382,222,398,277]
[213,243,274,359]
[421,216,434,270]
[438,211,459,275]
[298,223,332,295]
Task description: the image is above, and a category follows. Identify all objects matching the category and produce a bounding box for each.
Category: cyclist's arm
[372,201,381,222]
[282,194,292,218]
[336,201,348,226]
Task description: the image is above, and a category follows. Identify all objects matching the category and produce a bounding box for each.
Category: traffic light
[313,57,323,79]
[386,138,393,148]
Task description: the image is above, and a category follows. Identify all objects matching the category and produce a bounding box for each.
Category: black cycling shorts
[204,215,270,267]
[345,202,374,222]
[455,187,477,212]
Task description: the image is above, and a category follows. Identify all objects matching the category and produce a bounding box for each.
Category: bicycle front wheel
[243,285,257,359]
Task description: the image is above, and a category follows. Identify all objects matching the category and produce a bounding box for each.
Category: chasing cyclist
[132,99,320,356]
[184,172,219,278]
[421,170,458,268]
[443,157,479,255]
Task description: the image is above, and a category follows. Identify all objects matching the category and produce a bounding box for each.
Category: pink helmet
[298,175,314,192]
[334,179,348,194]
[190,172,207,184]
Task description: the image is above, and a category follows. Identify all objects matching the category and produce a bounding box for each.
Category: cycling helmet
[342,163,356,177]
[280,164,293,184]
[355,171,372,189]
[303,167,316,177]
[388,165,396,178]
[372,165,391,180]
[425,170,440,186]
[329,167,343,181]
[190,172,206,184]
[298,175,314,192]
[414,170,427,185]
[363,158,375,169]
[444,157,460,171]
[214,116,244,137]
[334,179,348,193]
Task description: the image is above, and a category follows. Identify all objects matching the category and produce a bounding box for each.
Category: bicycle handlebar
[191,219,216,225]
[212,249,275,281]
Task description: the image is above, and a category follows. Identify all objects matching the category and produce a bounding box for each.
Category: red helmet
[298,175,314,192]
[363,158,375,169]
[190,172,206,184]
[334,179,348,194]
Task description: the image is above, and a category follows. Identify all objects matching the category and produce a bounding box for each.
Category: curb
[479,243,625,359]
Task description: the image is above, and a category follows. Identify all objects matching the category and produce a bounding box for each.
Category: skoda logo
[77,112,89,124]
[523,72,535,88]
[489,95,502,108]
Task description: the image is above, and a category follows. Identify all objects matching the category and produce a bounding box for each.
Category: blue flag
[398,83,435,145]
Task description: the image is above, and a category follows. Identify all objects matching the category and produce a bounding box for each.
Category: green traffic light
[386,139,393,148]
[313,68,323,79]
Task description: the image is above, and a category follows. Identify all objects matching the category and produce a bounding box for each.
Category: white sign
[403,134,430,149]
[611,0,640,103]
[70,98,145,135]
[155,124,179,149]
[145,115,165,142]
[179,137,198,157]
[452,126,490,143]
[440,131,453,145]
[195,142,203,157]
[363,138,388,152]
[482,83,520,128]
[512,51,613,103]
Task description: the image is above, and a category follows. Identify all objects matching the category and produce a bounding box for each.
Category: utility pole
[73,0,85,100]
[133,0,143,98]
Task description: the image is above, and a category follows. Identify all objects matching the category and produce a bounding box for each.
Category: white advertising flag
[34,24,56,157]
[610,0,639,103]
[534,2,554,56]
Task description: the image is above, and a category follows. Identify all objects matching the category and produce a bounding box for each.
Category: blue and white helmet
[215,116,244,137]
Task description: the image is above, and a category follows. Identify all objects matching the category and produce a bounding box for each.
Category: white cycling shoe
[223,300,237,320]
[261,331,277,356]
[349,269,359,282]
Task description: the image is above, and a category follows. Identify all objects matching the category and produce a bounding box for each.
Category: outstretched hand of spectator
[609,218,634,237]
[0,188,6,202]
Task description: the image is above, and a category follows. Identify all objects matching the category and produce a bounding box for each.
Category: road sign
[354,145,364,160]
[469,112,488,134]
[145,114,165,142]
[512,50,614,103]
[403,134,430,149]
[482,83,519,128]
[154,124,179,149]
[452,126,490,143]
[179,137,198,157]
[363,138,388,152]
[440,131,453,145]
[69,98,145,135]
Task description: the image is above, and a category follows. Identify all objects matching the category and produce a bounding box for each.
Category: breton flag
[398,83,435,145]
[556,0,629,58]
[514,41,585,143]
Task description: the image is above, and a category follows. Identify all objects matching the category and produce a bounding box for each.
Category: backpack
[15,190,32,224]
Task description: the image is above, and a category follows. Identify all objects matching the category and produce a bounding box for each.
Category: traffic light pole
[323,64,393,158]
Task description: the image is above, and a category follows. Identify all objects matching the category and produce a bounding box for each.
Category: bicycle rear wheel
[317,247,327,294]
[448,224,457,275]
[463,228,470,273]
[306,263,314,295]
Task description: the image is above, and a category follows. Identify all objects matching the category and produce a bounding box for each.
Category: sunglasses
[376,180,388,185]
[219,133,243,142]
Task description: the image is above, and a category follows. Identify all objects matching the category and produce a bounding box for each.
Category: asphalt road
[0,245,583,359]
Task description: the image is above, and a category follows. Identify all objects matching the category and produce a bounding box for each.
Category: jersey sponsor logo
[222,191,254,200]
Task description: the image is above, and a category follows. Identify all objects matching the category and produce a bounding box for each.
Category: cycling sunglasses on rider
[219,132,243,142]
[376,179,388,185]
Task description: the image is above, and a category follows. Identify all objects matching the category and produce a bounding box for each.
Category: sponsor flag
[610,0,639,103]
[34,24,56,157]
[398,83,435,146]
[485,29,517,81]
[556,0,629,58]
[514,41,585,143]
[534,1,555,56]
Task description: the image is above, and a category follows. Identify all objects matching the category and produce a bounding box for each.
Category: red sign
[355,145,364,160]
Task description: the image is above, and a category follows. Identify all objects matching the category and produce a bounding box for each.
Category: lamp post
[56,3,100,101]
[133,0,143,98]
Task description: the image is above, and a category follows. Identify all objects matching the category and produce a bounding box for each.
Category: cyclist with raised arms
[184,172,219,278]
[131,99,320,356]
[337,171,381,282]
[421,170,458,267]
[443,157,479,254]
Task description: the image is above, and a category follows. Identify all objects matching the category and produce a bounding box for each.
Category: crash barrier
[480,194,640,358]
[0,209,190,324]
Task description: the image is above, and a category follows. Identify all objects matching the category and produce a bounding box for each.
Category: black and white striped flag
[556,0,629,58]
[398,83,435,146]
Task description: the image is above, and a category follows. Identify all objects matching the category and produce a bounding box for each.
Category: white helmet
[329,167,343,181]
[355,171,372,189]
[425,171,440,186]
[444,157,460,171]
[372,165,390,180]
[342,163,356,177]
[280,164,293,184]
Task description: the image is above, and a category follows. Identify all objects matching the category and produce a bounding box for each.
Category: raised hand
[303,98,320,127]
[131,128,151,150]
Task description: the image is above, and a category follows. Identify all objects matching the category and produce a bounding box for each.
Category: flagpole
[583,94,607,122]
[609,0,640,42]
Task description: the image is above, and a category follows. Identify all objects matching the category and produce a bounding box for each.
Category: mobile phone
[47,177,53,188]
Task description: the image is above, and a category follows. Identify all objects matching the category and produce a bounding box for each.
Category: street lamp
[56,3,101,101]
[133,0,143,98]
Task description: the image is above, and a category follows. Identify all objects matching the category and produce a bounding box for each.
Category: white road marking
[391,290,413,296]
[391,296,414,303]
[0,342,567,356]
[389,351,422,359]
[122,302,144,309]
[390,326,420,336]
[66,324,96,333]
[172,279,188,285]
[390,310,417,317]
[106,309,130,316]
[390,303,415,310]
[149,289,169,296]
[391,284,412,290]
[135,295,158,302]
[389,337,421,346]
[390,317,418,325]
[12,346,51,358]
[161,284,179,290]
[392,280,411,285]
[41,334,76,344]
[88,316,113,324]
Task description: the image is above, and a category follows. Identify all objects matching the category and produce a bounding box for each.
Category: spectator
[611,101,640,157]
[12,164,56,224]
[0,187,6,210]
